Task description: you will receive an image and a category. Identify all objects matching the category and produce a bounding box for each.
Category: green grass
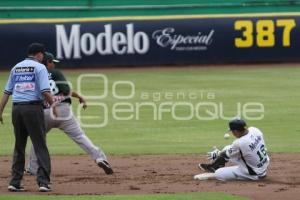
[0,193,249,200]
[0,66,299,155]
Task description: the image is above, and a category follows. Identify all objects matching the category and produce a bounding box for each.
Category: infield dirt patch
[0,153,299,200]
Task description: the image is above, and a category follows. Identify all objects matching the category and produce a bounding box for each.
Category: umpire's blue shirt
[4,57,51,102]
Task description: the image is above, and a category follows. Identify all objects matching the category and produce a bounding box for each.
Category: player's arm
[38,67,57,117]
[208,143,240,162]
[0,70,14,124]
[71,91,87,109]
[54,70,87,109]
[38,67,52,104]
[0,93,10,124]
[222,142,240,159]
[43,91,54,105]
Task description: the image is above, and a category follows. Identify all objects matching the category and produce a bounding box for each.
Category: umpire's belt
[13,100,43,106]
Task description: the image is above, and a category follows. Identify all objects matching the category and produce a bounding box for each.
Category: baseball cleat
[198,163,217,173]
[194,173,215,181]
[8,185,25,192]
[38,183,51,192]
[97,160,114,175]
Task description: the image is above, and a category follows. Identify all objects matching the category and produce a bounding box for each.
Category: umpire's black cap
[27,43,45,55]
[228,119,247,131]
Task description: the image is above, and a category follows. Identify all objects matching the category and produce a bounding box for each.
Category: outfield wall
[1,0,300,18]
[1,13,300,69]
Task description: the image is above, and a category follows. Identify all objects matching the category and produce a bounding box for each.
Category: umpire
[0,43,54,192]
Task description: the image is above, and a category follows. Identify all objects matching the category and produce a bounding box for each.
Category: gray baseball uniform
[26,67,107,174]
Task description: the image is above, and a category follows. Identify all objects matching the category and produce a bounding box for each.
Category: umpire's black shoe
[198,163,218,173]
[8,185,25,192]
[38,183,51,192]
[97,160,114,175]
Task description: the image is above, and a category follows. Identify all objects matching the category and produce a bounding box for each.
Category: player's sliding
[194,119,269,181]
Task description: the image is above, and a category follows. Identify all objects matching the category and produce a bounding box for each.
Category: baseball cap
[228,118,247,131]
[27,43,45,55]
[43,52,60,63]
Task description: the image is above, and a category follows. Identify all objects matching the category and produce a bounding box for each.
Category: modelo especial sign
[0,14,299,68]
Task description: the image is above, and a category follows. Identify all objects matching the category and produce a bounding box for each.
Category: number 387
[234,19,296,48]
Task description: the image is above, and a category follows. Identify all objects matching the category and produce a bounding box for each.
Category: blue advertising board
[0,13,299,68]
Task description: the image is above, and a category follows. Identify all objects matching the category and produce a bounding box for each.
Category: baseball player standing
[0,43,54,192]
[25,52,113,175]
[194,119,269,181]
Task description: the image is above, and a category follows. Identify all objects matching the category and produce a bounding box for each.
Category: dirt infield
[0,153,299,199]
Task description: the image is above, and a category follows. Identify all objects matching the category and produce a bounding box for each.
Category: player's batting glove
[206,147,220,161]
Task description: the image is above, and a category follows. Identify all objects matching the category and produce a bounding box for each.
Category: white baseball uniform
[215,127,269,181]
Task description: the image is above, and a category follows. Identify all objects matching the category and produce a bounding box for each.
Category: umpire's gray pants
[27,103,107,174]
[11,104,51,186]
